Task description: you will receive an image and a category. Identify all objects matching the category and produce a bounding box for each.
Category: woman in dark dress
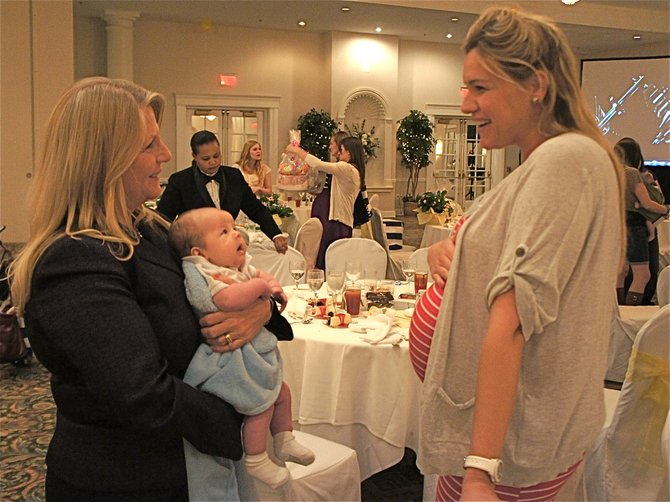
[286,137,366,269]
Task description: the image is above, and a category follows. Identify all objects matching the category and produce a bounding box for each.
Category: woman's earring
[532,96,541,104]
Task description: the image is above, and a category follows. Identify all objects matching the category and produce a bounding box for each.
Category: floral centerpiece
[415,190,462,226]
[345,120,381,161]
[259,192,293,225]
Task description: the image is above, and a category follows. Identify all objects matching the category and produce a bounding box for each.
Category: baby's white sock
[245,452,290,488]
[273,431,316,466]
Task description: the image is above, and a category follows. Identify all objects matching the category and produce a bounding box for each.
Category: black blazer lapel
[192,166,216,208]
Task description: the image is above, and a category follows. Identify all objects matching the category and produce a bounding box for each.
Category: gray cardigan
[419,133,622,486]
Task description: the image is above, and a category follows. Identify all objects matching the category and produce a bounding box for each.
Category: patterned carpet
[0,360,423,501]
[1,359,53,502]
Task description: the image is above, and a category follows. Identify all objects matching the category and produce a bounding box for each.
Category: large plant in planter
[297,108,338,161]
[396,109,435,199]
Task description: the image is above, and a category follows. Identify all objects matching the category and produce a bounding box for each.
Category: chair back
[657,266,669,306]
[585,304,670,502]
[369,193,380,209]
[248,245,306,287]
[409,248,429,275]
[294,218,323,270]
[325,238,386,280]
[369,208,405,280]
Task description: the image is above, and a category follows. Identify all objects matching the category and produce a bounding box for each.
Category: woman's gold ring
[224,334,233,346]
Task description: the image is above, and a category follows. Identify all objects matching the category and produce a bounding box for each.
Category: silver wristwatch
[463,455,502,483]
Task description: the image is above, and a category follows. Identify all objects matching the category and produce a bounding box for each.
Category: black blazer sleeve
[156,171,189,221]
[267,300,293,341]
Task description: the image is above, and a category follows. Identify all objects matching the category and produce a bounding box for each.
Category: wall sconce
[219,73,238,87]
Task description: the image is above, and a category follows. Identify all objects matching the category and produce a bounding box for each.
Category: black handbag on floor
[0,307,28,364]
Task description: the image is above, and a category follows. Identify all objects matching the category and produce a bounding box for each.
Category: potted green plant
[297,108,338,161]
[396,109,435,200]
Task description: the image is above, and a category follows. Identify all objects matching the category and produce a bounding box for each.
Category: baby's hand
[271,286,288,312]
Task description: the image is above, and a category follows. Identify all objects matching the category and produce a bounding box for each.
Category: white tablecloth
[419,224,452,249]
[278,288,421,481]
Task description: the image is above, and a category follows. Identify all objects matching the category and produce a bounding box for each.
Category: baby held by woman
[169,208,314,490]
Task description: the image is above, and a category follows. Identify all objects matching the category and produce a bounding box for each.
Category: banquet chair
[409,248,430,276]
[663,411,670,494]
[248,245,306,287]
[236,430,361,501]
[368,208,409,280]
[605,301,638,384]
[584,304,670,502]
[369,193,380,209]
[279,214,300,247]
[325,238,386,281]
[294,218,322,270]
[657,266,669,306]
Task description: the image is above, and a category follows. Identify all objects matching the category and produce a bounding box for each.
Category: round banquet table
[419,224,452,249]
[278,286,422,481]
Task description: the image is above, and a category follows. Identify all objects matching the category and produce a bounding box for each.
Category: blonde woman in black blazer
[10,78,292,501]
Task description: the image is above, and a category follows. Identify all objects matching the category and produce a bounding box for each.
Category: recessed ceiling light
[375,26,382,33]
[341,6,350,12]
[561,0,580,4]
[633,34,641,40]
[297,19,306,27]
[451,17,459,22]
[445,33,453,39]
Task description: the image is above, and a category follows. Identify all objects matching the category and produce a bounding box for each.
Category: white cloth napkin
[349,314,397,344]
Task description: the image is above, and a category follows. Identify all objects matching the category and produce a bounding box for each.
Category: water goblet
[306,268,325,303]
[289,259,306,291]
[401,259,416,294]
[326,271,345,311]
[345,261,362,286]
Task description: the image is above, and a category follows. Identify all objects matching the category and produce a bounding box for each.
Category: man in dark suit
[158,164,288,254]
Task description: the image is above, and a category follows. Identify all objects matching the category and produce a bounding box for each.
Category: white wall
[0,0,74,243]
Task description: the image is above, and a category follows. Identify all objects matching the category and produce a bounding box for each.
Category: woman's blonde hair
[237,140,262,175]
[465,6,625,257]
[10,77,169,312]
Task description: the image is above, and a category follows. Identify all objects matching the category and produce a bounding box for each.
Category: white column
[103,9,140,81]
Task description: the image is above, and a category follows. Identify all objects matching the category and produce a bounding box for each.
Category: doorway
[190,108,264,166]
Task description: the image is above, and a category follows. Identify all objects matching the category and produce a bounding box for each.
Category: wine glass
[401,259,416,294]
[326,271,345,311]
[345,261,362,286]
[306,269,325,303]
[289,259,306,291]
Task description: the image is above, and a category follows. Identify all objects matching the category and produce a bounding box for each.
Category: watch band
[463,455,502,483]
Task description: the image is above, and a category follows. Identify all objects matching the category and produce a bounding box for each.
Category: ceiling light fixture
[341,6,350,12]
[561,0,580,4]
[633,34,641,40]
[297,19,306,27]
[451,17,459,22]
[445,33,453,39]
[375,26,382,33]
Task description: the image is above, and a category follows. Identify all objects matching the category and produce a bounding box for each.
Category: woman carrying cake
[285,137,365,270]
[235,140,273,197]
